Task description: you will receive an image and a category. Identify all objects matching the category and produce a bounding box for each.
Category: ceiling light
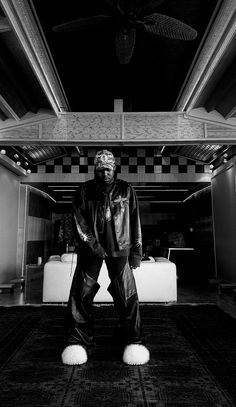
[0,149,6,154]
[140,200,183,203]
[134,185,178,188]
[52,189,76,192]
[153,147,164,156]
[16,161,21,166]
[48,185,79,188]
[27,169,31,174]
[136,189,188,192]
[14,153,19,158]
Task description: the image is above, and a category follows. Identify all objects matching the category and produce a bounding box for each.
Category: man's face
[96,167,115,184]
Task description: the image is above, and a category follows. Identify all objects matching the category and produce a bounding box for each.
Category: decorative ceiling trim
[0,151,27,176]
[0,94,21,120]
[185,107,236,129]
[175,0,236,113]
[1,111,236,144]
[0,109,57,131]
[0,0,70,116]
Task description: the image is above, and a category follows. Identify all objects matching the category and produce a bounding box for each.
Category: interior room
[1,0,236,405]
[0,142,235,308]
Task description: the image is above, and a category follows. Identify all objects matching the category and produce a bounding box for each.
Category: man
[61,149,150,365]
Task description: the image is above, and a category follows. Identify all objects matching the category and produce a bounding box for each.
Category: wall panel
[212,161,236,282]
[0,165,20,282]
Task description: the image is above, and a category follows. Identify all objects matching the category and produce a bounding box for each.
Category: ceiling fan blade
[143,13,197,40]
[142,0,166,15]
[103,0,117,9]
[115,27,136,64]
[0,16,11,32]
[53,15,112,32]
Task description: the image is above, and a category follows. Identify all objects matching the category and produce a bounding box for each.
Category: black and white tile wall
[31,148,209,174]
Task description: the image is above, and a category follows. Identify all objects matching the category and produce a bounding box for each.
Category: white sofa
[42,253,177,303]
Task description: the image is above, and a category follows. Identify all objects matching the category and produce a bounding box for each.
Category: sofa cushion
[48,255,61,262]
[43,258,177,303]
[61,253,77,263]
[141,256,155,262]
[154,257,170,262]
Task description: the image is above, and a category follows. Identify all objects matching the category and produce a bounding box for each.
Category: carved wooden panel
[67,113,121,140]
[0,112,236,143]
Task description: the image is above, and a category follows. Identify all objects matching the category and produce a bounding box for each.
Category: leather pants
[107,260,143,346]
[64,256,144,349]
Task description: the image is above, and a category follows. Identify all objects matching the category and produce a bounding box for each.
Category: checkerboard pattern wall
[31,148,209,174]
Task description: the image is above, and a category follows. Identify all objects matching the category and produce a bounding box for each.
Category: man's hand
[129,256,140,270]
[95,245,107,258]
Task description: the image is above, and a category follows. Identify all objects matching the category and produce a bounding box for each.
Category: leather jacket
[72,177,142,265]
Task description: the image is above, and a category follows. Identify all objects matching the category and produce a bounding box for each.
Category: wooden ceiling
[0,0,235,125]
[0,0,236,204]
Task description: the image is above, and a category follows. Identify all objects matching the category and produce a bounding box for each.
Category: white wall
[0,165,20,283]
[16,185,27,276]
[16,185,53,277]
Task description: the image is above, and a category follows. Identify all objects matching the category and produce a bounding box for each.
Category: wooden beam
[205,58,236,117]
[0,112,235,144]
[0,84,26,120]
[0,41,39,114]
[0,0,70,115]
[0,152,27,176]
[176,0,236,112]
[0,95,22,120]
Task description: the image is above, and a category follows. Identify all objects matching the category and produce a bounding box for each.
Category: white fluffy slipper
[61,345,88,365]
[122,344,150,365]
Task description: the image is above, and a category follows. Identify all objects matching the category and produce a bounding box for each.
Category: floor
[1,279,236,320]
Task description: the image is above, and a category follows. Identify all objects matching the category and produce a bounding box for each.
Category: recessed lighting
[139,200,183,203]
[52,189,76,192]
[48,185,79,188]
[136,189,188,192]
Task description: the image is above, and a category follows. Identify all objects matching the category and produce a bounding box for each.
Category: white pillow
[154,257,170,262]
[48,255,61,262]
[61,253,77,263]
[141,256,155,263]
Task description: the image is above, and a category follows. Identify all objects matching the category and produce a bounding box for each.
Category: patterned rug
[0,304,236,407]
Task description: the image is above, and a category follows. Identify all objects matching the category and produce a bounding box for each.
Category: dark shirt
[99,182,118,255]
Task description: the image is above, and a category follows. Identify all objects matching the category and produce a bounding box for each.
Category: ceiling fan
[53,0,198,65]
